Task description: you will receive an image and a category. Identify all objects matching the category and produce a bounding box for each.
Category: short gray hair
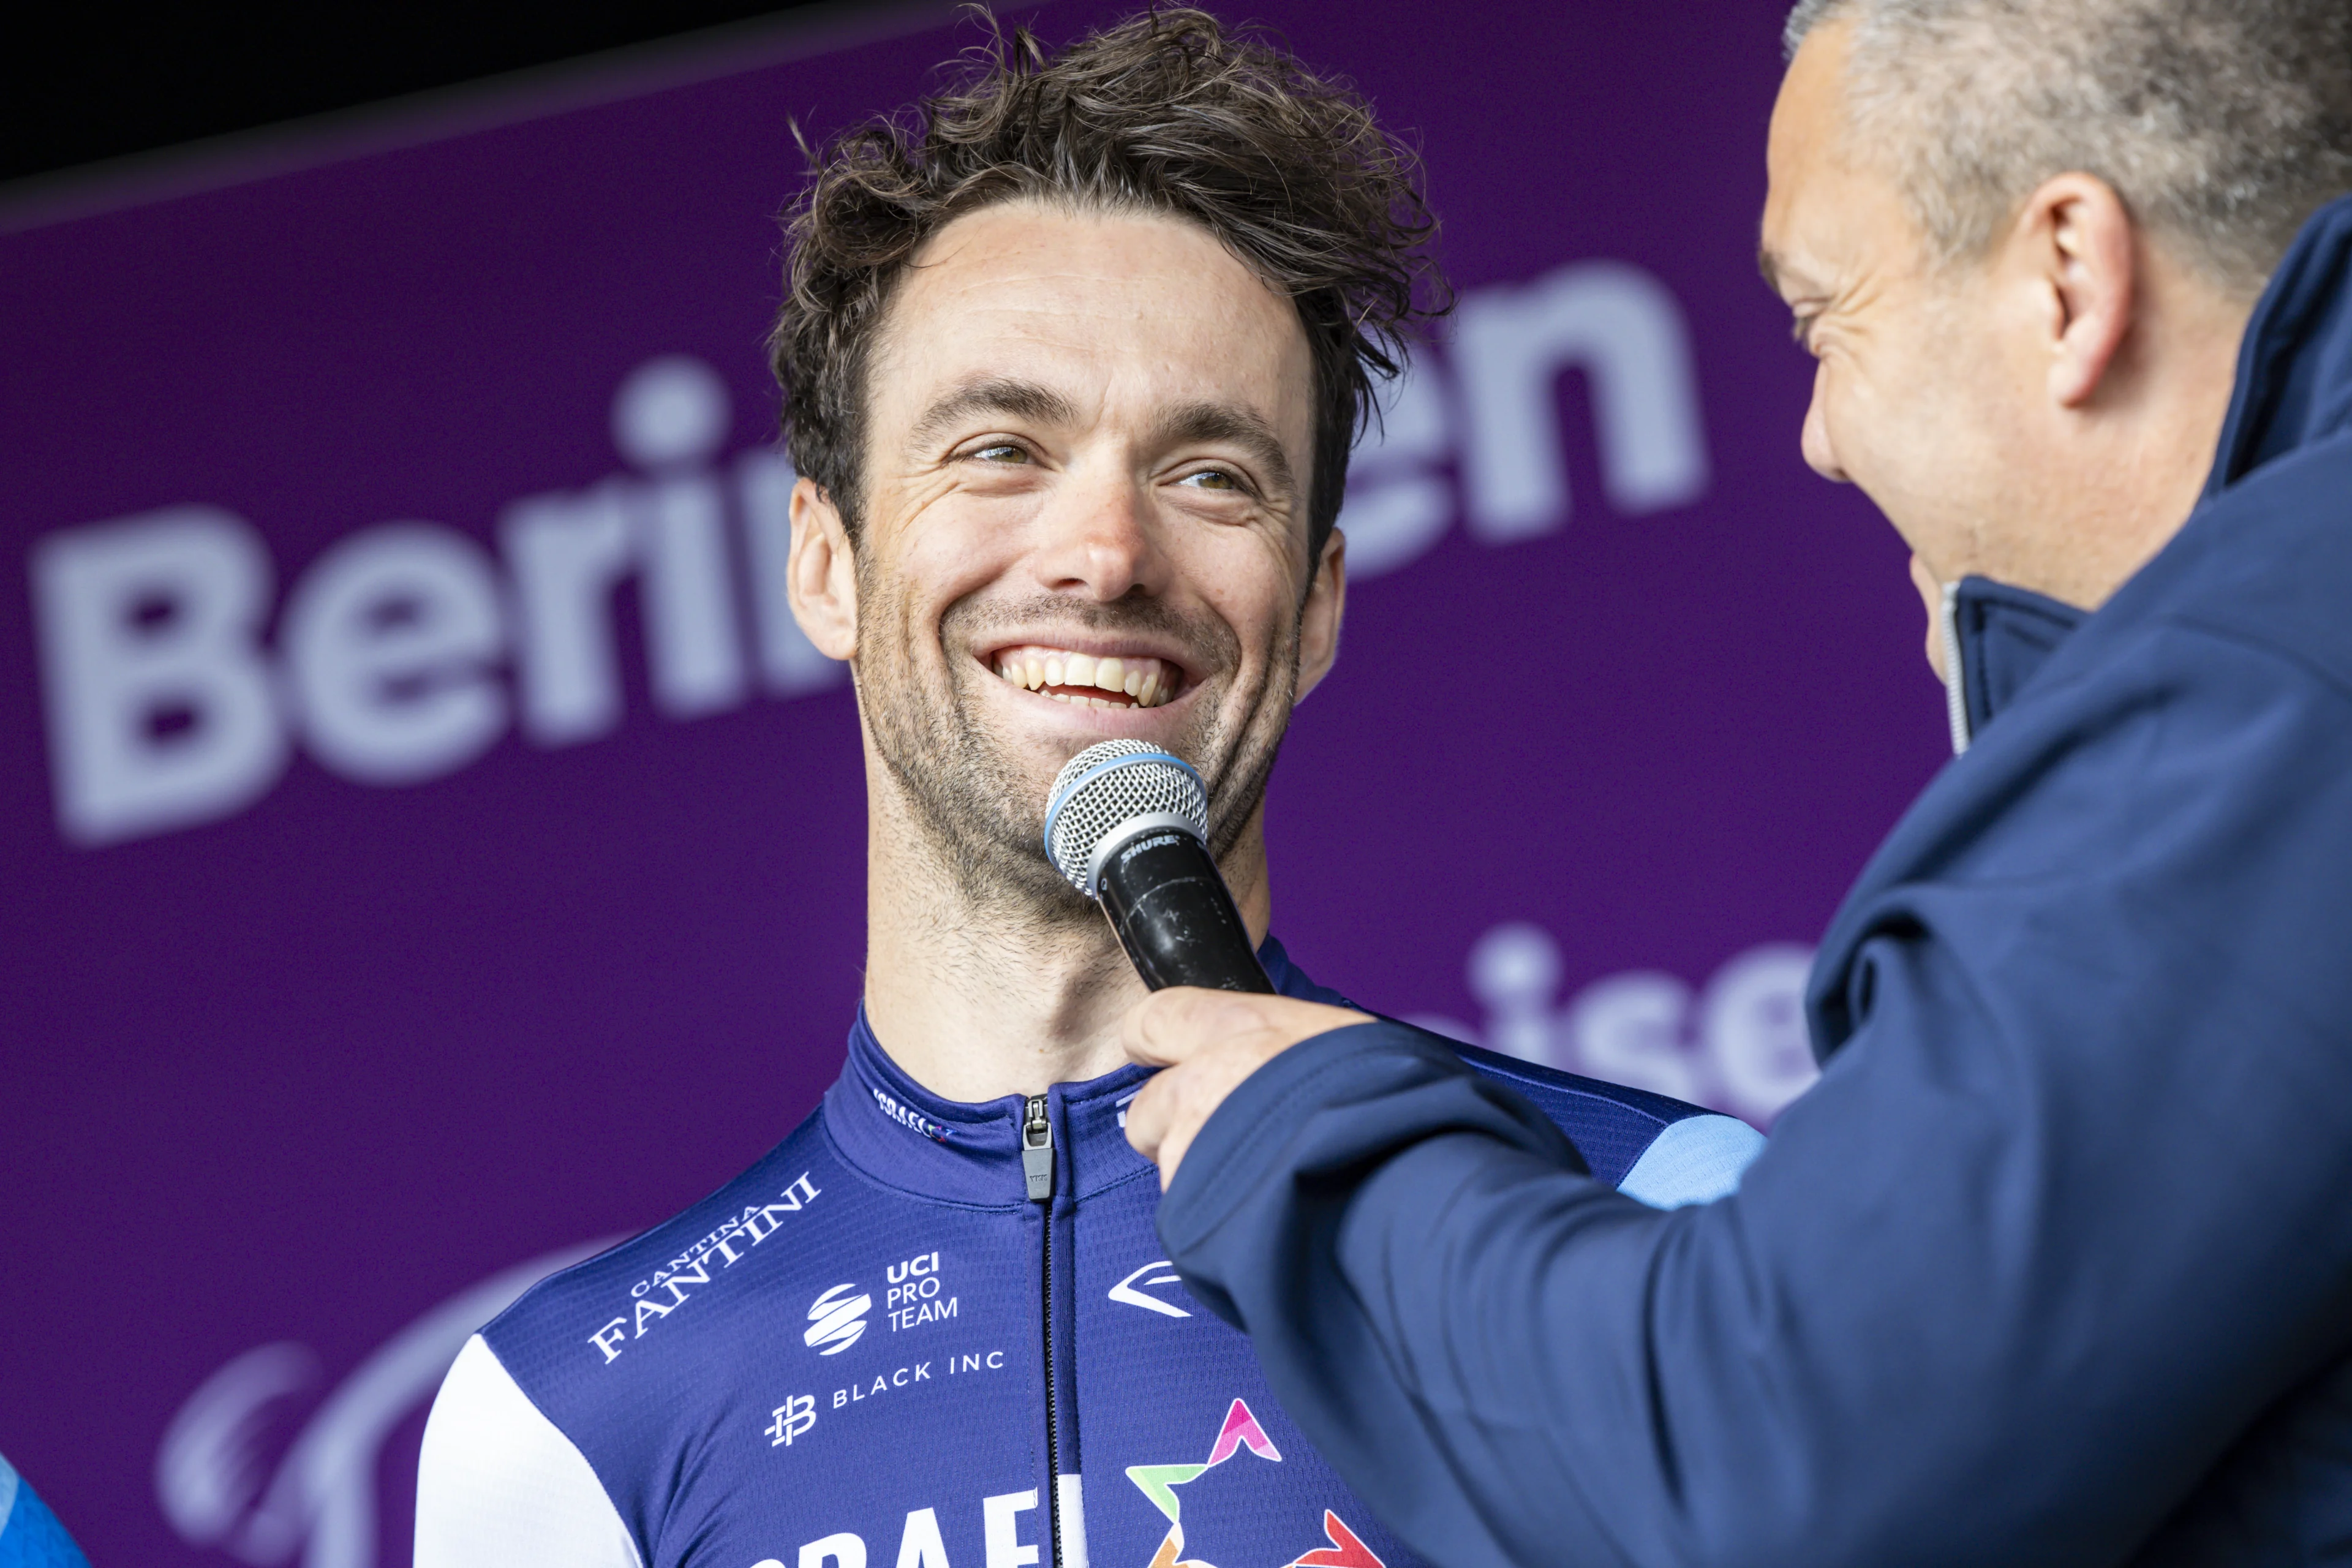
[1783,0,2352,296]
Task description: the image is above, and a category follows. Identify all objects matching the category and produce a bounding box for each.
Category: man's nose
[1031,470,1169,601]
[1801,365,1849,483]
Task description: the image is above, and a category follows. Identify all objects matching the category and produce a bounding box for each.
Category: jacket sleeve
[1157,627,2352,1568]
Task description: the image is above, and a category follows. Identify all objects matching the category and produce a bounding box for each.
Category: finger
[1127,1062,1210,1190]
[1125,988,1371,1067]
[1124,1071,1173,1161]
[1121,986,1257,1066]
[1153,1116,1199,1192]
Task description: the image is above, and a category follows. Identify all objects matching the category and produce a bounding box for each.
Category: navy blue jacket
[415,938,1758,1568]
[1158,196,2352,1568]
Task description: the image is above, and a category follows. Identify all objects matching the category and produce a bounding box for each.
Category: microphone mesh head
[1042,740,1208,894]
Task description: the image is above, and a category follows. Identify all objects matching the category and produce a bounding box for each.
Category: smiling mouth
[989,644,1182,709]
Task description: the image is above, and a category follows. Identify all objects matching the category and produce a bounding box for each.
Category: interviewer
[1121,2,2352,1563]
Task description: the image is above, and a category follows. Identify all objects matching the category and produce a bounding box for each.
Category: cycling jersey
[416,937,1761,1568]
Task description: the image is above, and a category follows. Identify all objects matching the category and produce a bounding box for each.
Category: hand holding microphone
[1042,741,1368,1183]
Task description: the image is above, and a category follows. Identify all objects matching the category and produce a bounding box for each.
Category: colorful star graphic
[1123,1398,1385,1568]
[1287,1511,1385,1568]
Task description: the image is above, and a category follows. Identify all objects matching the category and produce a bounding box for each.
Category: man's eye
[973,443,1030,464]
[1179,469,1241,491]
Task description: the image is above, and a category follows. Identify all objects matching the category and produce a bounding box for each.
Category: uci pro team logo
[805,1283,871,1355]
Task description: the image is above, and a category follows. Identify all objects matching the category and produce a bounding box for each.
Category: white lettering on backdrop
[25,260,1706,846]
[1409,922,1821,1127]
[28,355,840,846]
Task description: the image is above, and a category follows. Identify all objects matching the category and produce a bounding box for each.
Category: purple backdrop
[0,2,1947,1562]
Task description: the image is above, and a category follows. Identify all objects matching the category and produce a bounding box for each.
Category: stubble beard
[854,565,1299,932]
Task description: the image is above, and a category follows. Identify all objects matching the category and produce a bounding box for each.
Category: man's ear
[1294,526,1347,703]
[2013,172,2138,409]
[788,475,859,662]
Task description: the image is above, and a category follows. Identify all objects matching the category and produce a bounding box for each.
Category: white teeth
[989,646,1181,707]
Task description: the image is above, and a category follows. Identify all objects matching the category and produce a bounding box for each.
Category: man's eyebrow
[1151,401,1296,494]
[907,377,1080,451]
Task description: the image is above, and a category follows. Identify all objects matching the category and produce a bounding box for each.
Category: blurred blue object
[0,1455,91,1568]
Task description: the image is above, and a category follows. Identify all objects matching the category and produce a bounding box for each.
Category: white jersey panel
[416,1334,642,1568]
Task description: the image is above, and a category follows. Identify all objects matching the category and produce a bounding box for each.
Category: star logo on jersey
[1123,1398,1386,1568]
[1287,1512,1385,1568]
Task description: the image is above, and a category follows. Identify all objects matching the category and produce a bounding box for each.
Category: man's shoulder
[423,1106,860,1561]
[481,1106,845,1396]
[1449,1039,1763,1205]
[1265,938,1761,1207]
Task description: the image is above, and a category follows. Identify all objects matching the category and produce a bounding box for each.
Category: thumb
[1121,986,1279,1068]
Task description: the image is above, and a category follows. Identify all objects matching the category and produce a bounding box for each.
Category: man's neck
[858,767,1275,1104]
[1988,252,2255,610]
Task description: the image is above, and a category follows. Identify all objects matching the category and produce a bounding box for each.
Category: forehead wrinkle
[907,375,1083,453]
[1150,399,1297,495]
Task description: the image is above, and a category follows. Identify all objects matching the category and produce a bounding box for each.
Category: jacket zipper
[1022,1093,1063,1568]
[1939,579,1972,755]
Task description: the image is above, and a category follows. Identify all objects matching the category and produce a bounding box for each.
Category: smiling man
[410,13,1759,1567]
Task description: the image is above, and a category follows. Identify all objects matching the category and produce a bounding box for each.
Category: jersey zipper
[1023,1092,1063,1568]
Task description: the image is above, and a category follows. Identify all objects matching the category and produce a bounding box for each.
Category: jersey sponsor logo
[767,1393,818,1449]
[805,1283,872,1355]
[832,1348,1005,1412]
[1109,1259,1191,1319]
[872,1087,954,1143]
[1128,1398,1389,1568]
[886,1250,959,1332]
[589,1172,821,1365]
[748,1487,1046,1568]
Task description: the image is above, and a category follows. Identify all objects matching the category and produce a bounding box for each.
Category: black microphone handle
[1094,826,1276,993]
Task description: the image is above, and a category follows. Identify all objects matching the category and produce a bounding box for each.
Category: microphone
[1042,740,1275,994]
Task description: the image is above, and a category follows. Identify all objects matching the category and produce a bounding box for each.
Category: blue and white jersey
[416,938,1759,1568]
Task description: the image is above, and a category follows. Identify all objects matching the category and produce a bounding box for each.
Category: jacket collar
[820,935,1344,1207]
[1936,577,2087,754]
[2205,192,2352,499]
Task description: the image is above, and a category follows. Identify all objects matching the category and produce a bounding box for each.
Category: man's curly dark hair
[767,7,1445,567]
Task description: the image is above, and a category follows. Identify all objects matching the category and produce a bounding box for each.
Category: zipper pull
[1022,1093,1055,1204]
